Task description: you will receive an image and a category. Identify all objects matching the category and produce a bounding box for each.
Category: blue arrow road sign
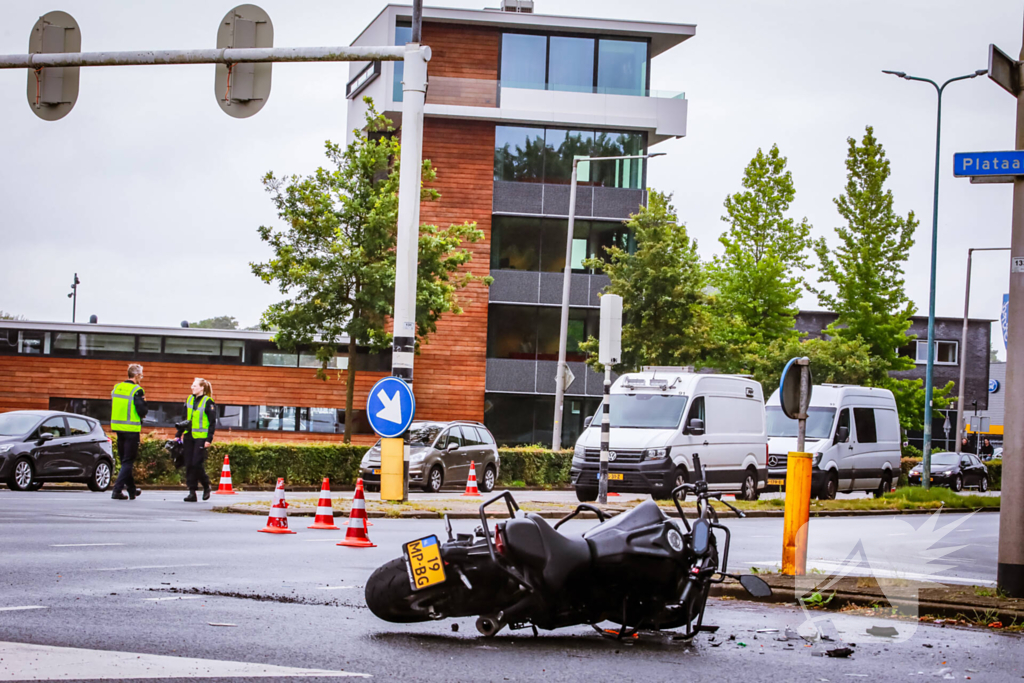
[953,151,1024,177]
[366,376,416,438]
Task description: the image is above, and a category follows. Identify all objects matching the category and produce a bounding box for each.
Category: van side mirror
[835,426,849,444]
[584,416,593,429]
[685,418,704,436]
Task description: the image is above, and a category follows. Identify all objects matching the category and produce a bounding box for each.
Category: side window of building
[37,417,67,439]
[834,409,851,444]
[66,417,93,436]
[853,408,877,444]
[684,397,705,433]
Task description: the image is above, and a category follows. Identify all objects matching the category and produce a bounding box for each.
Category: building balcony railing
[392,75,685,106]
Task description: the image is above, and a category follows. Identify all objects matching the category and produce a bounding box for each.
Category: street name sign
[953,151,1024,184]
[366,376,415,438]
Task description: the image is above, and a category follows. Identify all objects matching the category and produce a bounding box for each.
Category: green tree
[191,316,239,330]
[0,311,25,321]
[579,191,713,370]
[251,100,487,441]
[746,335,878,394]
[709,145,812,355]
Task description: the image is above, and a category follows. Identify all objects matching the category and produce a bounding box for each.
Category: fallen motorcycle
[365,455,772,638]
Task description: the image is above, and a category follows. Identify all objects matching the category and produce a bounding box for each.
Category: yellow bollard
[380,437,405,501]
[781,452,813,575]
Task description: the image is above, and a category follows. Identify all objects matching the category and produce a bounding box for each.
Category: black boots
[183,492,198,502]
[202,488,211,501]
[111,492,128,500]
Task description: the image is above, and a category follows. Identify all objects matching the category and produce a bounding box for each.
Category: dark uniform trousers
[112,432,140,496]
[183,435,211,494]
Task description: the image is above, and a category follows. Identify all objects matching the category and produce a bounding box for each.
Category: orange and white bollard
[308,477,340,530]
[462,461,481,497]
[258,478,296,535]
[338,479,375,548]
[214,455,237,495]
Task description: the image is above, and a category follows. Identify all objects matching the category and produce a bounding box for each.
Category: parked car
[570,368,768,502]
[766,384,901,500]
[0,410,115,492]
[908,452,989,492]
[359,420,499,494]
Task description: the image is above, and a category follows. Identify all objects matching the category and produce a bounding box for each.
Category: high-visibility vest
[187,394,211,439]
[110,381,142,433]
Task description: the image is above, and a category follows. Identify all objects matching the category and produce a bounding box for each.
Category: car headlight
[573,443,585,459]
[813,452,822,466]
[644,447,669,460]
[0,445,12,454]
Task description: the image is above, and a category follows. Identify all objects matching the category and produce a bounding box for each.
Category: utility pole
[67,273,79,323]
[955,248,1009,454]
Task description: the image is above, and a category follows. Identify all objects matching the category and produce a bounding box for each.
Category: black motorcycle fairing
[582,500,684,581]
[584,499,668,538]
[502,514,592,592]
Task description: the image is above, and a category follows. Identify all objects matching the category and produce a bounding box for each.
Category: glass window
[142,401,187,426]
[138,336,161,353]
[535,307,562,361]
[937,341,957,364]
[544,129,593,184]
[443,426,464,449]
[0,330,18,353]
[540,218,590,272]
[494,126,546,182]
[51,332,79,356]
[217,405,244,429]
[222,340,245,362]
[49,397,110,422]
[834,409,851,444]
[37,417,67,438]
[261,351,297,367]
[460,426,482,446]
[766,407,837,440]
[19,331,47,354]
[406,422,444,446]
[0,412,42,436]
[590,221,632,264]
[257,406,297,431]
[66,416,93,436]
[491,216,540,271]
[484,394,553,446]
[853,407,878,443]
[393,24,412,102]
[487,305,537,360]
[500,33,547,89]
[306,407,341,433]
[597,39,647,96]
[164,337,220,356]
[80,333,135,355]
[548,36,594,93]
[915,341,929,363]
[592,131,644,189]
[611,394,689,429]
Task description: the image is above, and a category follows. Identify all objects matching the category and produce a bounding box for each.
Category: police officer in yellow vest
[110,364,148,500]
[183,378,217,502]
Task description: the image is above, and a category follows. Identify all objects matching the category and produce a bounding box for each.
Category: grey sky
[0,0,1021,356]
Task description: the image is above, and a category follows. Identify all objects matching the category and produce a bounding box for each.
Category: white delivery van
[765,384,901,499]
[570,367,768,502]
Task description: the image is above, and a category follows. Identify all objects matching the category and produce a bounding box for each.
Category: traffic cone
[337,479,375,548]
[214,455,237,495]
[607,491,620,497]
[258,478,296,535]
[308,477,340,530]
[462,461,481,497]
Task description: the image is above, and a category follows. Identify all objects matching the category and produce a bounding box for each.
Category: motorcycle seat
[502,514,592,591]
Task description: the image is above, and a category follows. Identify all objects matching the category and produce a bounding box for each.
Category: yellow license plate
[373,469,381,475]
[608,473,624,481]
[768,479,785,486]
[403,535,446,592]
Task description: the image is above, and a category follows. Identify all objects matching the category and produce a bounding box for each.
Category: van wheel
[653,467,688,501]
[873,473,892,499]
[575,487,597,502]
[739,468,759,501]
[818,471,838,500]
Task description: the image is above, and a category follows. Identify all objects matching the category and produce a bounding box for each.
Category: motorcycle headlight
[573,443,585,460]
[644,447,669,460]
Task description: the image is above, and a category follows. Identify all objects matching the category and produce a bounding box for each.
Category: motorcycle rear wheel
[365,557,443,623]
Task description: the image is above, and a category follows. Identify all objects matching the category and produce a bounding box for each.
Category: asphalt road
[0,489,1019,682]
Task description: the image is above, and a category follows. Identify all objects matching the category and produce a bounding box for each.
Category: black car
[908,451,989,492]
[0,410,115,492]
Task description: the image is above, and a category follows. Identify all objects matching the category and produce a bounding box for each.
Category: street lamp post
[550,152,665,451]
[882,68,986,488]
[955,247,1009,454]
[67,273,79,323]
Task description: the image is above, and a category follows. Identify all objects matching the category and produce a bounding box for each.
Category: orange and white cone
[258,478,296,535]
[308,477,340,530]
[462,461,481,497]
[337,478,375,548]
[214,455,237,495]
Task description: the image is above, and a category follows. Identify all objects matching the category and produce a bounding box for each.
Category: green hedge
[120,436,574,489]
[899,456,1000,490]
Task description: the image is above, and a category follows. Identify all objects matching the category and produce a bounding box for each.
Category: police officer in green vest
[110,363,148,500]
[183,377,217,502]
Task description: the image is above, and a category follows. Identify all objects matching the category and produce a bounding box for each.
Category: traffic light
[214,5,274,118]
[26,11,81,121]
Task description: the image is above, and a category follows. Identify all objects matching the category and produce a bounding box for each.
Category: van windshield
[766,406,836,440]
[609,394,688,429]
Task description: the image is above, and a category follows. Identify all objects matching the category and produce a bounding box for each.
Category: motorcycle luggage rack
[478,491,535,592]
[553,504,608,530]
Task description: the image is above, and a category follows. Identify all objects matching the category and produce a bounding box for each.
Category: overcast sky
[1,0,1021,356]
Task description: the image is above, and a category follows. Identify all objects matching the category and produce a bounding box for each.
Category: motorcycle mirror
[739,574,772,598]
[691,519,711,556]
[444,514,454,542]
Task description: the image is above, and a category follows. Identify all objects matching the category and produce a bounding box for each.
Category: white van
[570,368,768,502]
[765,384,901,499]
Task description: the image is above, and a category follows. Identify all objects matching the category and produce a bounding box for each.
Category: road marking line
[90,563,210,572]
[0,606,47,612]
[141,596,202,602]
[50,543,125,547]
[0,641,369,679]
[316,586,357,591]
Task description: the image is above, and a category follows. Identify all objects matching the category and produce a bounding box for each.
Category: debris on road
[865,625,899,637]
[207,623,237,627]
